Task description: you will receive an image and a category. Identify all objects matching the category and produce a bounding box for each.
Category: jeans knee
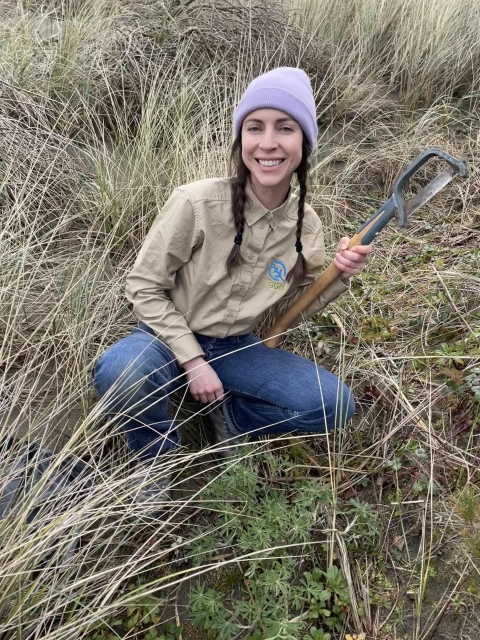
[93,347,162,402]
[307,383,355,431]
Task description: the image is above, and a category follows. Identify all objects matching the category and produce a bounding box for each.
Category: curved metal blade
[403,166,457,219]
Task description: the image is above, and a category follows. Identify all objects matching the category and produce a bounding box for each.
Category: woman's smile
[255,158,285,170]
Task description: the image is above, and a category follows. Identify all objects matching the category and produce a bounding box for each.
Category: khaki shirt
[125,177,349,365]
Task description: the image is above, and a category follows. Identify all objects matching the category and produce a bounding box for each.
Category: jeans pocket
[203,342,217,362]
[242,399,286,412]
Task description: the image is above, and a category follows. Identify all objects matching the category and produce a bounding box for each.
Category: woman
[93,67,372,503]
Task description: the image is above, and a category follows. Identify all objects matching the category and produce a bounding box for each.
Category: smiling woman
[93,67,372,510]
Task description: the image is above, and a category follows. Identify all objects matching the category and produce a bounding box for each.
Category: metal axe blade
[403,166,458,219]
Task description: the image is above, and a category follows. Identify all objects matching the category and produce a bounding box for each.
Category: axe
[264,149,468,348]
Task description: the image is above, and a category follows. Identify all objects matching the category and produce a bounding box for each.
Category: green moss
[360,315,397,342]
[286,440,316,465]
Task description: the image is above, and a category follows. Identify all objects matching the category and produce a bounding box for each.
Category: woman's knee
[298,381,355,432]
[93,336,171,400]
[94,348,145,401]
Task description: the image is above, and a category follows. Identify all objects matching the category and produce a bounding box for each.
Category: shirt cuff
[319,276,350,305]
[169,333,205,366]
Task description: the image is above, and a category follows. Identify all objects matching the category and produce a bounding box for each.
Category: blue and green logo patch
[268,259,287,290]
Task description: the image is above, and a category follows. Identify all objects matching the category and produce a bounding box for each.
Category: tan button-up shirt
[125,177,349,365]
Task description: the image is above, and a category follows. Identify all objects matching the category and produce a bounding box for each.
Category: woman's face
[241,108,303,194]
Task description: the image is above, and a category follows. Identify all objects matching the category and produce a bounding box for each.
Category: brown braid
[286,137,311,285]
[226,135,249,276]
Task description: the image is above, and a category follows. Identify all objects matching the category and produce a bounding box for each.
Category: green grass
[0,0,479,638]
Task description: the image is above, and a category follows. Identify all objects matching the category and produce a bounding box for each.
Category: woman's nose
[259,129,278,150]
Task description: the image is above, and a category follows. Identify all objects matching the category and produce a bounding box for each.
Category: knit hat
[233,67,318,148]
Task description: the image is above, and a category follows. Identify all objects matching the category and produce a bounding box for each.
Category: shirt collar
[244,179,294,228]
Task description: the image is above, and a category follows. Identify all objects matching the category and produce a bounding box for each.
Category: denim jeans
[93,322,355,460]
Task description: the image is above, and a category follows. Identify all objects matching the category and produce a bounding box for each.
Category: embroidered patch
[268,259,287,290]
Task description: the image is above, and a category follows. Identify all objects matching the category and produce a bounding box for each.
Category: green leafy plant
[464,367,480,403]
[344,499,381,552]
[185,455,352,639]
[303,627,331,640]
[436,342,469,368]
[157,624,184,640]
[412,474,439,496]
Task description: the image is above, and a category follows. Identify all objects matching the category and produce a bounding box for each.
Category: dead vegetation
[0,0,479,638]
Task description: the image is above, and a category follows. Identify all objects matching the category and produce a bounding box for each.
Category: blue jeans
[93,323,355,460]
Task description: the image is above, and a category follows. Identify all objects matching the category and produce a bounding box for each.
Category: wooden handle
[263,211,383,348]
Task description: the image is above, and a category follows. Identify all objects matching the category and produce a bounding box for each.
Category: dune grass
[0,0,479,638]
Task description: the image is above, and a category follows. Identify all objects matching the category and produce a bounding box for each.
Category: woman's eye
[246,125,294,132]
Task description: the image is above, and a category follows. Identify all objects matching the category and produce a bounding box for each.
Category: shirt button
[260,224,265,229]
[227,312,233,317]
[248,253,254,260]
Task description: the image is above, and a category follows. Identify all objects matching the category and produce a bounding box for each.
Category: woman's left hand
[333,237,373,276]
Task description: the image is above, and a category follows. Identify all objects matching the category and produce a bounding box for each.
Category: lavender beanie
[233,67,318,148]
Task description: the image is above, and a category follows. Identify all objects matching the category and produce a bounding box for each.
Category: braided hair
[226,134,312,285]
[226,136,248,276]
[286,137,310,284]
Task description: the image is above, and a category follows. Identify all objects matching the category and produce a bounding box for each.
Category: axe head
[392,149,468,226]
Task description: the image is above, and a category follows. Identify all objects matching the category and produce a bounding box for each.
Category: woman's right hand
[182,357,225,404]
